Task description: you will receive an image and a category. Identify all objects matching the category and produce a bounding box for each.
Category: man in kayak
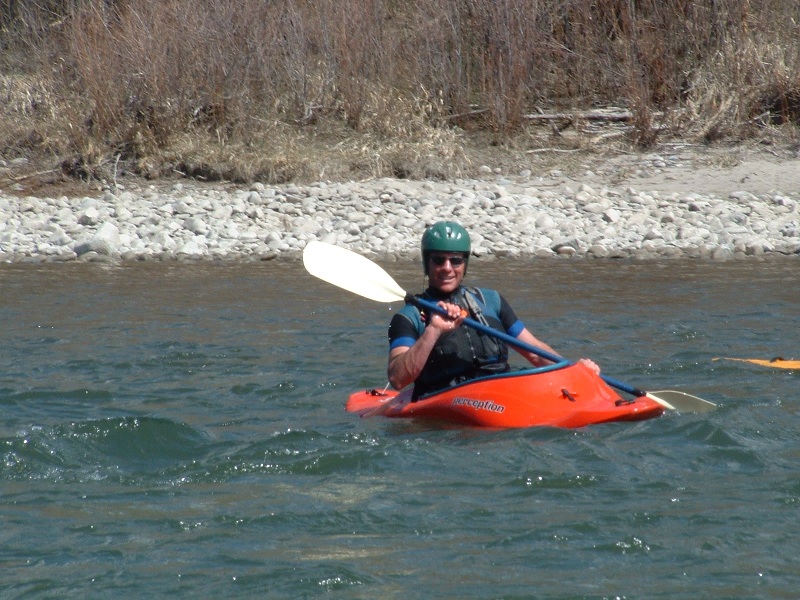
[388,221,600,399]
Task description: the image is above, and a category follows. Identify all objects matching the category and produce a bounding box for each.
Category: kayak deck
[347,362,664,428]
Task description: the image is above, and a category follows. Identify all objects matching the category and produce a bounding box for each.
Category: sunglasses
[429,255,466,267]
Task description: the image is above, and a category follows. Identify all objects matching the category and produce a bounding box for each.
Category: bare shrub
[687,32,800,141]
[2,0,800,184]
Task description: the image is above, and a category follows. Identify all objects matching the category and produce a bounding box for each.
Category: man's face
[427,252,467,293]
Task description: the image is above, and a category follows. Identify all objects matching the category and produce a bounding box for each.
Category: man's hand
[577,358,601,374]
[428,301,467,332]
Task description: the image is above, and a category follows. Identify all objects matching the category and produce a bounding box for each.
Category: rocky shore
[1,150,799,262]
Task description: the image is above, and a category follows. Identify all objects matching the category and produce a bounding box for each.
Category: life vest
[405,287,510,399]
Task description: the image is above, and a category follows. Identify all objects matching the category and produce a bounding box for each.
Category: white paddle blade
[648,390,716,413]
[303,241,407,303]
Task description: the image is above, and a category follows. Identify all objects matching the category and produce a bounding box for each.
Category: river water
[1,257,798,599]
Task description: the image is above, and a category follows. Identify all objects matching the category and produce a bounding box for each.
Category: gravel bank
[2,153,799,263]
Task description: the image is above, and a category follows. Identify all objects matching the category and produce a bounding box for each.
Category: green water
[1,258,798,599]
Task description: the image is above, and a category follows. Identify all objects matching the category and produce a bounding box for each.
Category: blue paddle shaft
[406,294,645,398]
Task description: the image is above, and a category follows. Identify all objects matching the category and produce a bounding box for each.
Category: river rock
[1,165,800,262]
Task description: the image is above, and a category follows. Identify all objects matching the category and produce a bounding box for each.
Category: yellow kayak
[713,357,800,370]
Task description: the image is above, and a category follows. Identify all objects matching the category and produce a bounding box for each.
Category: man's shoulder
[390,302,423,328]
[466,286,502,311]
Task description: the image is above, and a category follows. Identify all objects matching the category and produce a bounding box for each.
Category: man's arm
[513,327,601,373]
[387,301,465,389]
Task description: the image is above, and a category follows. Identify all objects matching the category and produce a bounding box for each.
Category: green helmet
[421,221,471,274]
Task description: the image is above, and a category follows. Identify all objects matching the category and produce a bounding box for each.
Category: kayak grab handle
[406,294,646,399]
[561,389,577,402]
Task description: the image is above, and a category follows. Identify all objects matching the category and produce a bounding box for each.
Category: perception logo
[451,397,505,413]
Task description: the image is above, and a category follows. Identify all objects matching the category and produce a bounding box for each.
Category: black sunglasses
[430,255,466,267]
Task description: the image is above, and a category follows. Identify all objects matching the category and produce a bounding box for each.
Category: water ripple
[1,260,798,598]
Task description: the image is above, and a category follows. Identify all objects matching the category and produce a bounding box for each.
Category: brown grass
[1,0,799,186]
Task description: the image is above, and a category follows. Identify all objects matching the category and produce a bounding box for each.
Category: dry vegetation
[1,0,799,189]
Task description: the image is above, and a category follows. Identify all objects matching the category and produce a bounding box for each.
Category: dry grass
[1,0,799,188]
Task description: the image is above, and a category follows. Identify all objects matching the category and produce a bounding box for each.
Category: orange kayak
[713,357,800,370]
[346,362,664,428]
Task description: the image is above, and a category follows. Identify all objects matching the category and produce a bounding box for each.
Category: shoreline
[2,147,799,264]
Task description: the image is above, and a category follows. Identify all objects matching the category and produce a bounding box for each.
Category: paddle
[303,241,716,413]
[713,357,800,370]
